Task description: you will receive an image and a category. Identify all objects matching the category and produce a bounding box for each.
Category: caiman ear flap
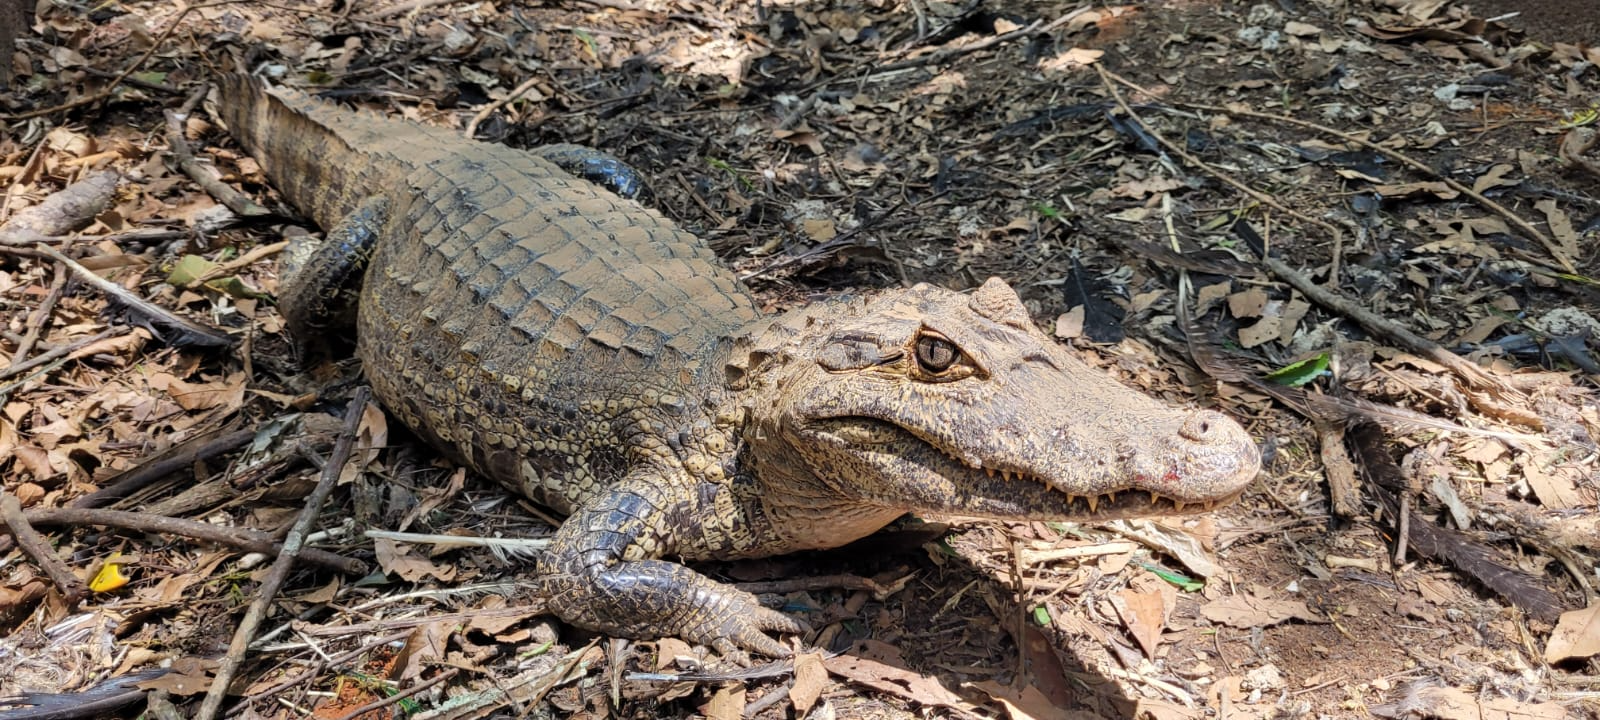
[968,277,1032,329]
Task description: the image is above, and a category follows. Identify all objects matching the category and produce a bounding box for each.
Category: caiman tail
[215,75,411,229]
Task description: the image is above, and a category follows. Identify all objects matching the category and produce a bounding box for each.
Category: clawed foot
[693,599,811,659]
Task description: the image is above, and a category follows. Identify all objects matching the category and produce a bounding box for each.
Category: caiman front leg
[276,196,388,362]
[537,466,808,658]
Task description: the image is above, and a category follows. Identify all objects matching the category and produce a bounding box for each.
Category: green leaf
[166,254,218,287]
[1264,352,1330,387]
[1138,562,1204,592]
[206,275,269,300]
[1032,605,1051,625]
[131,71,168,85]
[1031,202,1062,219]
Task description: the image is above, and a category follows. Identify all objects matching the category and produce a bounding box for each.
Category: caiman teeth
[1086,495,1098,513]
[1173,500,1185,512]
[1150,491,1160,504]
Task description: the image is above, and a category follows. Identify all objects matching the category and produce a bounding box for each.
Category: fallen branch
[194,387,372,720]
[1,492,90,608]
[1095,66,1516,398]
[21,506,366,575]
[167,85,271,219]
[71,427,257,509]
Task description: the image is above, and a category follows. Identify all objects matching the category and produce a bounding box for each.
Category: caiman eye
[914,334,959,374]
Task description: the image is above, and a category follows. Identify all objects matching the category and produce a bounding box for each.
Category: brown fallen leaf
[391,620,453,682]
[1544,602,1600,664]
[789,651,828,715]
[373,537,458,583]
[824,651,977,713]
[1113,588,1167,659]
[1200,591,1324,628]
[701,684,745,720]
[973,680,1106,720]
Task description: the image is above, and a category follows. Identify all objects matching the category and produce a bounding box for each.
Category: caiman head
[733,278,1259,540]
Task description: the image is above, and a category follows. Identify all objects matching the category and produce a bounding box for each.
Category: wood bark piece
[0,170,120,245]
[1316,424,1363,520]
[71,427,256,509]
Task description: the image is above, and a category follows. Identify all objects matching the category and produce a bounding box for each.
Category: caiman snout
[1159,408,1260,501]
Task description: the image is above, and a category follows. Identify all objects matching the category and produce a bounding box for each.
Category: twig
[194,387,372,720]
[5,262,66,370]
[1099,69,1576,274]
[34,244,235,349]
[464,74,546,139]
[71,428,257,509]
[167,85,271,218]
[80,67,182,95]
[1,492,90,608]
[1262,254,1512,395]
[21,506,367,575]
[295,604,550,638]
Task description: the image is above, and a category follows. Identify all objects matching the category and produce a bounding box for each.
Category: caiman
[215,74,1261,657]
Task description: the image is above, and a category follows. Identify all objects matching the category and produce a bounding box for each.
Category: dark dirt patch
[1469,0,1600,46]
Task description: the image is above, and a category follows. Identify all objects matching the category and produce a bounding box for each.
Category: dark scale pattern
[217,76,1263,658]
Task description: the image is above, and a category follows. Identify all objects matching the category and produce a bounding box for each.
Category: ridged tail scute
[215,75,388,228]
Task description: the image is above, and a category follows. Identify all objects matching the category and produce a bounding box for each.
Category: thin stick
[1,492,90,608]
[463,74,545,140]
[34,244,234,349]
[194,387,372,720]
[6,262,66,370]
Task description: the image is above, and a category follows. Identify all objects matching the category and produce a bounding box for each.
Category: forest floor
[1,0,1598,718]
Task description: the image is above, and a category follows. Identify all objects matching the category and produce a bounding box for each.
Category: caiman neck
[724,304,906,552]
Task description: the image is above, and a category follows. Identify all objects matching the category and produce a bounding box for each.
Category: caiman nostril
[1180,411,1225,443]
